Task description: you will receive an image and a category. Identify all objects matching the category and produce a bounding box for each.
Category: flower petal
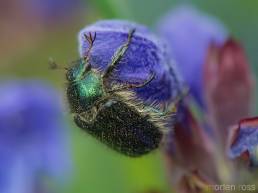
[157,5,228,108]
[229,117,258,166]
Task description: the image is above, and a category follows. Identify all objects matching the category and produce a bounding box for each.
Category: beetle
[50,29,175,157]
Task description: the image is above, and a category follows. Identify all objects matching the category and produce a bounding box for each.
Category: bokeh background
[1,0,258,193]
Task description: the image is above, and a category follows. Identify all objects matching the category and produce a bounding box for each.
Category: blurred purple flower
[0,81,70,193]
[228,117,258,167]
[157,5,228,108]
[78,20,183,104]
[26,0,82,25]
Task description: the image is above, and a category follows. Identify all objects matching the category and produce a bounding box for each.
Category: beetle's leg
[75,95,115,124]
[159,86,189,117]
[102,29,136,82]
[109,72,155,93]
[74,114,92,130]
[48,58,68,70]
[75,106,99,124]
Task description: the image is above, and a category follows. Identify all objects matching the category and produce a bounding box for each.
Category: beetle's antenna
[83,32,96,63]
[48,57,68,70]
[80,32,96,75]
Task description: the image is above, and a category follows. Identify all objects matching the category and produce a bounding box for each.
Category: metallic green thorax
[66,60,104,113]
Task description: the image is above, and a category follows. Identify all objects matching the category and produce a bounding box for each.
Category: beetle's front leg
[73,97,111,125]
[73,99,111,132]
[74,114,92,132]
[102,29,136,83]
[74,106,99,125]
[108,72,155,93]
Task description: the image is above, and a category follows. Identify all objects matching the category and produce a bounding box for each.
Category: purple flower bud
[204,39,254,144]
[78,20,183,104]
[0,81,70,193]
[228,117,258,167]
[157,5,228,107]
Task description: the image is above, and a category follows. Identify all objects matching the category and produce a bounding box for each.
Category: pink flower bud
[204,39,255,144]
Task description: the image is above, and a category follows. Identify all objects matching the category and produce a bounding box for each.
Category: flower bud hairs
[50,25,180,157]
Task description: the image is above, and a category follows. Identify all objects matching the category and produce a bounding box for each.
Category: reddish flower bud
[204,39,255,144]
[164,106,217,191]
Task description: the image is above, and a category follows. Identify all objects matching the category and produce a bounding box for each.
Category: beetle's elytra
[74,99,163,157]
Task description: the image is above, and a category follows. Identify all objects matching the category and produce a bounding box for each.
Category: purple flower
[157,5,228,107]
[78,20,183,104]
[228,117,258,167]
[0,81,70,193]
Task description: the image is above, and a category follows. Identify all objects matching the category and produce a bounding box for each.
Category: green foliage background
[1,0,258,193]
